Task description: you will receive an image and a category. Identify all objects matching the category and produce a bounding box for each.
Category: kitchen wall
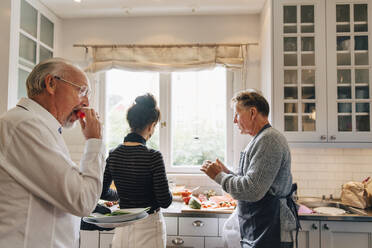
[0,0,11,113]
[60,14,261,171]
[55,12,372,200]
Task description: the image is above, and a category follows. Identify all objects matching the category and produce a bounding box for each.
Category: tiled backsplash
[290,148,372,199]
[168,148,372,199]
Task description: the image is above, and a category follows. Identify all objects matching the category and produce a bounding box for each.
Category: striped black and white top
[101,144,172,212]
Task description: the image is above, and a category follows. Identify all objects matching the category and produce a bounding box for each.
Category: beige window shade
[79,44,250,73]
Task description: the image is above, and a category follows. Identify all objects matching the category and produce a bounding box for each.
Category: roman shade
[78,43,251,73]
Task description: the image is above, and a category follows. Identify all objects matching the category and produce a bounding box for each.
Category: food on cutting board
[185,193,237,210]
[204,189,216,199]
[189,196,202,209]
[198,194,236,209]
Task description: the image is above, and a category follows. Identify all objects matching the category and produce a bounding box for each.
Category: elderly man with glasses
[0,58,105,248]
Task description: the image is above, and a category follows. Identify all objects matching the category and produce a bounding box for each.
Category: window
[105,70,160,151]
[103,67,234,173]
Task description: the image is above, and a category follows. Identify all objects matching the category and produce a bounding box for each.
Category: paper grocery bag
[341,182,368,209]
[364,178,372,207]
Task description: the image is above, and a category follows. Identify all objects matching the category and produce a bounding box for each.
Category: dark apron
[237,124,300,248]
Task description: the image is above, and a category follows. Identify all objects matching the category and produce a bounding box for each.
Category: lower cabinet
[297,220,372,248]
[165,216,228,248]
[81,218,372,248]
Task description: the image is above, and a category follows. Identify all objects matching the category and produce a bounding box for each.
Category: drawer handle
[323,224,330,230]
[172,237,184,245]
[192,220,204,227]
[311,224,318,230]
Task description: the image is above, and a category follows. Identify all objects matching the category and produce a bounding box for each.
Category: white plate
[83,212,148,228]
[88,208,149,223]
[314,207,346,215]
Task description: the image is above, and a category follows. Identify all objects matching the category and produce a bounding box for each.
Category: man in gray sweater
[201,90,299,248]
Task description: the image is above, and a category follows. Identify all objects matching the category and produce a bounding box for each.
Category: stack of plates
[83,208,149,228]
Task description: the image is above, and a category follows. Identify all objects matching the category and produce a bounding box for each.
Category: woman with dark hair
[101,93,172,248]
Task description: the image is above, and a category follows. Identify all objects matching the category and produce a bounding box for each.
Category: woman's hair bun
[134,93,156,109]
[127,93,160,132]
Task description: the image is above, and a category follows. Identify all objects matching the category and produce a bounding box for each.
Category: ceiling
[38,0,266,19]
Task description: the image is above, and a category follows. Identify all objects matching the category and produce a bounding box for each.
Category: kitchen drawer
[218,218,228,236]
[179,217,218,236]
[205,237,224,248]
[99,233,114,248]
[167,236,204,248]
[165,216,178,236]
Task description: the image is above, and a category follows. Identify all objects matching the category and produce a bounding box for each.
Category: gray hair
[26,58,82,97]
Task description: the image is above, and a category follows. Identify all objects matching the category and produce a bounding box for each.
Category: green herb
[104,211,130,216]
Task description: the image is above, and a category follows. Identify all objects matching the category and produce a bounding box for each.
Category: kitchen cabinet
[164,216,227,248]
[297,220,320,248]
[297,220,372,248]
[273,0,372,144]
[321,221,372,248]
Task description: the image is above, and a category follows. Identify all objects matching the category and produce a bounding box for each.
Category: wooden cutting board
[181,205,234,214]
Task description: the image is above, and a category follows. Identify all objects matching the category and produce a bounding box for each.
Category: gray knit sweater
[214,127,297,242]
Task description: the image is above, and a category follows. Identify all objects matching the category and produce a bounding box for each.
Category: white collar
[17,98,62,134]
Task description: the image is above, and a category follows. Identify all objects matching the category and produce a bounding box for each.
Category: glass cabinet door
[274,0,327,142]
[17,0,55,101]
[327,0,372,142]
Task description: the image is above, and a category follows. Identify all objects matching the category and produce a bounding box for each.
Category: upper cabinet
[272,0,372,144]
[8,0,61,108]
[18,0,55,99]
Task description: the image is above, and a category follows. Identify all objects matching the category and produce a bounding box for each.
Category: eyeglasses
[53,75,91,98]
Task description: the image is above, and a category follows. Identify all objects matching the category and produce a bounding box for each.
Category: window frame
[99,69,240,174]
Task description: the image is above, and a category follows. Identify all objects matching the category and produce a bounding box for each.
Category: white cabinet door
[99,233,114,248]
[179,217,218,237]
[205,237,224,248]
[273,0,328,142]
[321,221,372,248]
[165,216,178,236]
[326,0,372,142]
[296,220,320,248]
[80,230,99,248]
[167,236,204,248]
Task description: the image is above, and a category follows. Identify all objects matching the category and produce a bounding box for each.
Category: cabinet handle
[330,135,336,140]
[311,224,318,230]
[323,224,330,230]
[192,220,204,227]
[320,135,327,140]
[172,237,184,245]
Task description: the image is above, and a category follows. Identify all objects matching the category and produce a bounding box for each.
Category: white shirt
[0,98,105,248]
